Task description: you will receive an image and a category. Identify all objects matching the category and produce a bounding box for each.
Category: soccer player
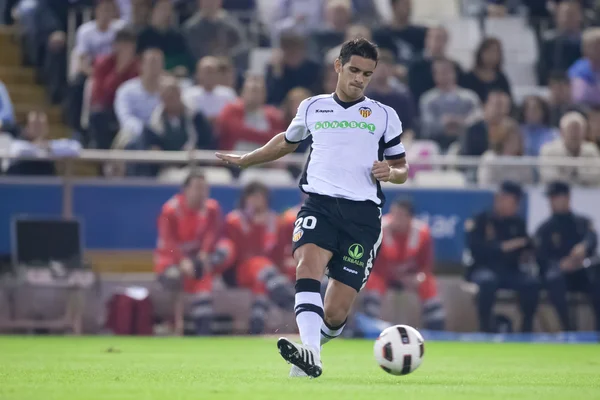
[222,181,296,334]
[363,198,445,330]
[155,172,235,335]
[216,38,408,378]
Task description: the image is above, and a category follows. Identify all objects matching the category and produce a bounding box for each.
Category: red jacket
[215,100,285,151]
[154,194,222,274]
[275,206,300,275]
[91,53,139,110]
[375,215,434,280]
[224,209,279,265]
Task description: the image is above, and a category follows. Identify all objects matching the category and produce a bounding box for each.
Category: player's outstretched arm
[215,133,299,169]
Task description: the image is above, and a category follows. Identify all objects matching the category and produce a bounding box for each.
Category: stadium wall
[0,182,497,266]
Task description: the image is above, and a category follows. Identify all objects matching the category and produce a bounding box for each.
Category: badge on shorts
[293,229,304,242]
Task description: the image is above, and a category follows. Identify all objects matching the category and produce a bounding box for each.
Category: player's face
[335,56,376,100]
[184,178,208,208]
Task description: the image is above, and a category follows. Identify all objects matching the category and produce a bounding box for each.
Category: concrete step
[5,84,46,104]
[0,67,35,85]
[14,104,63,124]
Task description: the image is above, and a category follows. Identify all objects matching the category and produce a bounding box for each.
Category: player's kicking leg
[277,243,331,378]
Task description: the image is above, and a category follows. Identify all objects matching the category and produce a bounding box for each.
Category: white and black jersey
[285,93,405,206]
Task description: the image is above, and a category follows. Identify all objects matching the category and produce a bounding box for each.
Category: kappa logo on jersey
[359,107,372,118]
[316,109,334,113]
[293,229,304,242]
[343,243,365,267]
[314,120,376,133]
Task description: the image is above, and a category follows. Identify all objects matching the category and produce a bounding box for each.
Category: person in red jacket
[215,74,285,151]
[275,193,309,282]
[89,28,140,149]
[363,198,446,330]
[155,171,234,335]
[223,181,295,334]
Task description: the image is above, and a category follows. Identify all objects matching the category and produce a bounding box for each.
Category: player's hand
[215,152,249,168]
[372,161,391,182]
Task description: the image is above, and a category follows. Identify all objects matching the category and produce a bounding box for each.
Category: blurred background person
[518,95,559,156]
[535,181,600,332]
[464,182,539,333]
[539,111,600,186]
[569,27,600,107]
[462,37,512,103]
[363,198,446,331]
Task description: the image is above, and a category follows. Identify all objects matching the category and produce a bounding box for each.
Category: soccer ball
[373,324,425,375]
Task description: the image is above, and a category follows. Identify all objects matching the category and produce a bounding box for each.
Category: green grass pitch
[1,336,599,400]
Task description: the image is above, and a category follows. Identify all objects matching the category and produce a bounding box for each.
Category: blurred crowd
[0,0,599,184]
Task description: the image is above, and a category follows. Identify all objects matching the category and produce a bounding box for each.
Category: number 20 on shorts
[293,216,317,242]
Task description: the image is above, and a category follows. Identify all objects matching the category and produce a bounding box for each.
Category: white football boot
[277,337,322,378]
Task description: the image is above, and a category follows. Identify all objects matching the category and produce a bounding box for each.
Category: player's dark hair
[392,197,414,215]
[338,38,379,66]
[239,181,270,208]
[183,171,206,187]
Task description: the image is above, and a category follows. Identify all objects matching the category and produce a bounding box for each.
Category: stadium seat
[413,170,467,188]
[412,0,460,22]
[239,168,295,186]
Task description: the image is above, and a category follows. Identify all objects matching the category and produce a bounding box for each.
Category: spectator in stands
[132,77,214,175]
[366,49,416,141]
[183,0,247,68]
[74,0,125,77]
[363,198,446,330]
[461,90,512,156]
[321,65,338,94]
[4,111,81,176]
[462,38,512,103]
[137,0,192,76]
[273,0,378,47]
[183,57,238,124]
[12,0,67,104]
[68,0,125,132]
[113,48,164,149]
[281,87,312,155]
[465,181,539,333]
[266,33,321,105]
[89,28,139,149]
[538,0,583,85]
[325,24,372,66]
[518,95,559,156]
[216,74,285,151]
[310,0,353,60]
[548,71,575,127]
[374,0,427,67]
[536,180,600,332]
[569,28,600,107]
[478,118,536,185]
[540,111,600,185]
[127,0,151,33]
[155,171,234,335]
[420,58,480,151]
[408,26,464,104]
[222,182,295,334]
[0,80,15,130]
[586,106,600,150]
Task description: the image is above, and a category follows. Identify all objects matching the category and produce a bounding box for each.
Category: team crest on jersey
[359,107,372,118]
[293,229,304,242]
